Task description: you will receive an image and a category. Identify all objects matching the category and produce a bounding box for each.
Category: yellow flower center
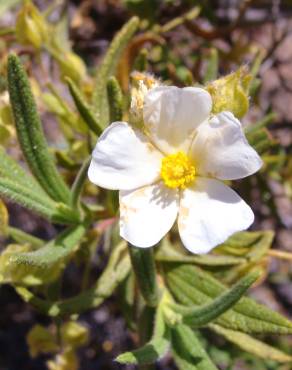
[160,151,196,189]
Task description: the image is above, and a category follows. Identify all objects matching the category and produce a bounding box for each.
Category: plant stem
[128,245,159,307]
[268,249,292,262]
[70,156,91,210]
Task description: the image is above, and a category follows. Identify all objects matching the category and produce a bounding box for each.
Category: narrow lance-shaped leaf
[7,54,70,204]
[0,176,59,221]
[0,146,49,198]
[66,77,102,135]
[164,263,292,334]
[8,226,44,248]
[209,324,292,363]
[0,149,79,223]
[171,325,218,370]
[92,17,139,128]
[10,223,88,268]
[169,271,259,327]
[116,297,170,365]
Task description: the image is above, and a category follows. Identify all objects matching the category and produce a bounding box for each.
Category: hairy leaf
[7,54,70,203]
[107,76,123,122]
[0,176,78,224]
[170,271,259,327]
[0,244,61,285]
[210,324,292,363]
[66,77,102,135]
[92,17,139,128]
[10,223,87,268]
[0,146,49,198]
[164,263,292,334]
[171,325,218,370]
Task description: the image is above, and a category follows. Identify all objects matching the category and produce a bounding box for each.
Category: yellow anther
[160,152,196,189]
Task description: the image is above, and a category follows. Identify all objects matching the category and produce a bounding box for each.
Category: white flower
[88,86,263,254]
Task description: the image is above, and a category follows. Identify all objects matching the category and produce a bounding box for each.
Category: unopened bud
[15,1,48,49]
[206,67,251,118]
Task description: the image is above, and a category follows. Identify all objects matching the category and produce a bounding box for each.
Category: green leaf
[7,54,70,204]
[0,223,87,286]
[116,298,170,365]
[0,176,58,220]
[0,244,61,286]
[92,17,139,128]
[210,324,292,363]
[156,238,245,266]
[8,226,44,248]
[0,146,49,198]
[0,176,79,224]
[16,241,131,316]
[169,271,259,327]
[10,223,87,269]
[216,230,274,262]
[66,77,102,135]
[164,263,292,334]
[171,325,218,370]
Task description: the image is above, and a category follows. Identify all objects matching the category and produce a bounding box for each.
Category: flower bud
[206,67,251,118]
[58,52,87,83]
[15,1,48,49]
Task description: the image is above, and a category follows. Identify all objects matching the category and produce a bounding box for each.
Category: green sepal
[66,77,102,136]
[7,54,70,204]
[169,271,259,327]
[116,298,170,365]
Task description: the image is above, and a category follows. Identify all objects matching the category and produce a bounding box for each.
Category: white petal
[178,178,254,254]
[120,182,179,248]
[88,122,163,190]
[191,111,263,180]
[143,86,212,154]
